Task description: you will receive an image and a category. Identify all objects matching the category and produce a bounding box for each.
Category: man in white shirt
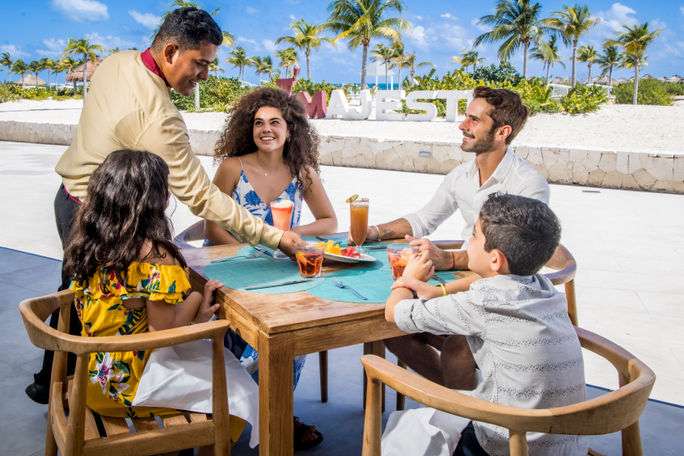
[372,86,551,390]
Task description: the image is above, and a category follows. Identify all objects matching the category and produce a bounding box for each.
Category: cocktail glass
[270,199,294,259]
[387,244,419,279]
[349,197,369,252]
[295,244,324,278]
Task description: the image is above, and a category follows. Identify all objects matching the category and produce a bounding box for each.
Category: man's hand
[405,235,452,270]
[195,279,222,323]
[278,230,302,258]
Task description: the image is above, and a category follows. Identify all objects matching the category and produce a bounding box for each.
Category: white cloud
[406,25,429,49]
[681,6,684,15]
[596,3,637,32]
[246,6,258,15]
[37,38,67,57]
[51,0,108,22]
[85,32,137,51]
[440,13,452,19]
[237,36,260,51]
[262,39,277,53]
[129,10,161,30]
[0,44,29,58]
[289,14,297,22]
[471,17,490,33]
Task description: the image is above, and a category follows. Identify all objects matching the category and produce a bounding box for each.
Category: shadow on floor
[1,247,680,455]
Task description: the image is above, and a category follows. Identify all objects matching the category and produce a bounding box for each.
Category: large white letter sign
[435,90,473,121]
[405,90,437,121]
[375,90,405,121]
[326,89,373,120]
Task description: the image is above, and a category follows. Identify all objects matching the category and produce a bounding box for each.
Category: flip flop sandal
[294,417,323,451]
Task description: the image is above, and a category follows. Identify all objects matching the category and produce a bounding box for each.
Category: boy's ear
[489,249,508,274]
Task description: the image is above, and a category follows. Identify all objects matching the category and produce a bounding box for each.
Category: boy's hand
[391,276,442,299]
[402,250,434,281]
[195,279,223,323]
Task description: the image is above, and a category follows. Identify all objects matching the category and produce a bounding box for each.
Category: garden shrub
[561,85,609,113]
[614,78,674,105]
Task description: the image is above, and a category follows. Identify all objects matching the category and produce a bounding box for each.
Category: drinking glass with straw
[348,195,369,253]
[270,199,294,259]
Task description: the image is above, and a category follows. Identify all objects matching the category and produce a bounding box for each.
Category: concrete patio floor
[1,139,683,454]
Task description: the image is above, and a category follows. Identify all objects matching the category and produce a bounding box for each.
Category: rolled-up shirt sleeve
[402,171,460,239]
[393,293,484,337]
[137,113,282,249]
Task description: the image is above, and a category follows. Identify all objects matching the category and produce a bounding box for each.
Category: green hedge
[614,78,676,105]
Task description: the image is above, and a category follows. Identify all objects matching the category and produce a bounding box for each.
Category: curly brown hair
[214,87,320,190]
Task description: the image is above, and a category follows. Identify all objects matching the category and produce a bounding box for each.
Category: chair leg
[363,343,385,412]
[621,421,644,456]
[318,351,328,403]
[396,359,406,411]
[45,409,58,456]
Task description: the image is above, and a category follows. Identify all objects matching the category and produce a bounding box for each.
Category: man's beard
[461,128,496,155]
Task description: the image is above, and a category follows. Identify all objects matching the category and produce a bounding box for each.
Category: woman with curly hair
[205,87,337,245]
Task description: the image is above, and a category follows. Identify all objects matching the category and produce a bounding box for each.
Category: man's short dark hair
[479,193,560,276]
[151,7,222,53]
[473,86,529,145]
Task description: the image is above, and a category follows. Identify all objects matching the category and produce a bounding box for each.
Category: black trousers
[32,184,82,387]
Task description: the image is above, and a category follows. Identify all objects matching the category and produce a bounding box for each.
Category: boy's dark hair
[64,150,185,288]
[479,193,560,276]
[151,7,222,53]
[473,86,529,145]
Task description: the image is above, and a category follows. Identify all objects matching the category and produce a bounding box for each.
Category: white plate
[323,252,377,263]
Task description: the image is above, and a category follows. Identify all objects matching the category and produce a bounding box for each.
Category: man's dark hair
[472,86,529,145]
[479,193,560,276]
[151,7,222,53]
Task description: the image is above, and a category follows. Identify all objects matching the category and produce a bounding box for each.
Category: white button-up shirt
[404,149,550,240]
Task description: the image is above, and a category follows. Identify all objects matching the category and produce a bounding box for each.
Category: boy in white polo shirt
[383,194,587,456]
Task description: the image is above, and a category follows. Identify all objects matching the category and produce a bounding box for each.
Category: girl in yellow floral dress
[63,149,259,448]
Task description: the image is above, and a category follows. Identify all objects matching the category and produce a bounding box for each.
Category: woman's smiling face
[253,106,289,154]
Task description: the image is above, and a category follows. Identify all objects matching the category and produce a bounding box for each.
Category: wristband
[450,251,456,270]
[439,283,447,296]
[372,225,381,241]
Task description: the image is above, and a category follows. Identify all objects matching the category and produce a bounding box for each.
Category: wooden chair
[19,289,234,456]
[361,326,656,456]
[173,219,332,402]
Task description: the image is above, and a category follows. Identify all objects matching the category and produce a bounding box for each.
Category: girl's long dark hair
[214,87,320,190]
[64,150,186,288]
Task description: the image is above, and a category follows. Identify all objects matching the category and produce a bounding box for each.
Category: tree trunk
[608,66,613,88]
[633,63,639,105]
[194,84,200,110]
[82,56,88,99]
[587,63,592,83]
[306,49,311,80]
[522,41,528,78]
[397,66,402,90]
[571,40,577,88]
[385,64,388,89]
[545,63,550,84]
[360,44,368,90]
[410,65,415,87]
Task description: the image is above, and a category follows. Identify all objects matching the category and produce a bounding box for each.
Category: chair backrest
[19,290,234,456]
[361,326,655,456]
[173,219,205,249]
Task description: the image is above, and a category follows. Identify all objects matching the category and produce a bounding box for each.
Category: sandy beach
[1,99,683,155]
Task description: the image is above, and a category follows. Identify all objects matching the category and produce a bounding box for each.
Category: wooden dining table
[183,243,417,456]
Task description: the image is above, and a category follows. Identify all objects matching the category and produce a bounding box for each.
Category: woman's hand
[194,280,223,323]
[402,250,434,282]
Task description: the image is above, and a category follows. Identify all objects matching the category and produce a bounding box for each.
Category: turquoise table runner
[204,244,458,303]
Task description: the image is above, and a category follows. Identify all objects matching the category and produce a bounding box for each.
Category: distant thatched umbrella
[66,58,103,83]
[18,73,46,87]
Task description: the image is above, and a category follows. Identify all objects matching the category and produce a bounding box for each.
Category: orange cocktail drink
[295,245,324,278]
[349,198,369,249]
[270,199,294,231]
[387,244,419,279]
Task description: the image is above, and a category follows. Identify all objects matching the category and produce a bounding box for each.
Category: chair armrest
[432,240,464,250]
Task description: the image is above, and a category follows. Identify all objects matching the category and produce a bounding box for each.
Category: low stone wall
[1,119,682,193]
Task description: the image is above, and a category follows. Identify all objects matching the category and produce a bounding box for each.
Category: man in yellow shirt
[27,7,300,404]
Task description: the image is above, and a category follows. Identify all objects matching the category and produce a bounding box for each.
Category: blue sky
[1,0,683,86]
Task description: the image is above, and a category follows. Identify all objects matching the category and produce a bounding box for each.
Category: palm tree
[0,52,12,83]
[209,58,223,77]
[403,51,433,87]
[250,56,274,84]
[276,47,298,77]
[325,0,409,90]
[370,43,395,88]
[597,44,620,87]
[62,38,103,99]
[226,46,249,82]
[39,58,53,88]
[530,35,565,83]
[107,47,120,56]
[58,56,78,91]
[576,45,597,83]
[222,30,234,47]
[607,22,661,104]
[452,49,484,73]
[275,19,331,80]
[27,60,41,87]
[474,0,549,78]
[544,4,598,88]
[12,59,27,88]
[389,41,405,90]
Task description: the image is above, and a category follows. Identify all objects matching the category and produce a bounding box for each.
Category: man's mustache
[463,132,475,138]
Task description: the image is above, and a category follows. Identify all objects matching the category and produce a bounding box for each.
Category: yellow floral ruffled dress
[70,261,190,418]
